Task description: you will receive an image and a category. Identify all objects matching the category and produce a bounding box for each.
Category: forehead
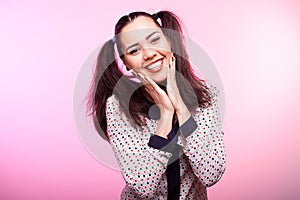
[119,16,162,47]
[121,16,160,32]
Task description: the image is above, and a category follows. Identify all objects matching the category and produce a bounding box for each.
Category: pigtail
[156,11,212,112]
[156,11,185,56]
[156,11,189,73]
[156,11,183,35]
[87,39,122,141]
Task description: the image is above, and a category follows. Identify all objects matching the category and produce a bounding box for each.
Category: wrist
[176,104,191,125]
[156,114,173,139]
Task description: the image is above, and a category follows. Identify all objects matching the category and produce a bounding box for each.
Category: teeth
[146,60,162,70]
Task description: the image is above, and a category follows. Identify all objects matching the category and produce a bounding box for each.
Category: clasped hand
[133,54,189,121]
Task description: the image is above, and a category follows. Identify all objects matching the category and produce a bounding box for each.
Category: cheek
[158,44,171,56]
[158,49,171,59]
[124,55,143,69]
[164,50,172,56]
[160,37,171,52]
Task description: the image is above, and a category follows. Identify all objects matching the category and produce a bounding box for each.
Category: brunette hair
[87,11,213,141]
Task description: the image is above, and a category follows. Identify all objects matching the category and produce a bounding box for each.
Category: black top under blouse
[146,101,197,200]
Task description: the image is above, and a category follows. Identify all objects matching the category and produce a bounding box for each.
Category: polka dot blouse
[105,82,226,200]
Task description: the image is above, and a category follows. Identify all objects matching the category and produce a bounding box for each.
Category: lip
[144,58,164,73]
[145,58,163,67]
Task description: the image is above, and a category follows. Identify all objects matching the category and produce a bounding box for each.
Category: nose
[143,47,157,61]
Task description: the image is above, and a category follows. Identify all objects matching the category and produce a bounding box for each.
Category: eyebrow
[125,31,160,52]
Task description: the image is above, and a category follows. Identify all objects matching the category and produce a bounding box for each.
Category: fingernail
[137,73,144,79]
[145,75,152,81]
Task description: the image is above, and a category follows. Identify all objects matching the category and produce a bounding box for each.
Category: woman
[87,10,226,200]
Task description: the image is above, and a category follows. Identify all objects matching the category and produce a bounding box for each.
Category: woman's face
[119,16,172,83]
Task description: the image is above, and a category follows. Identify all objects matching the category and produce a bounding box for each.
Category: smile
[144,59,163,73]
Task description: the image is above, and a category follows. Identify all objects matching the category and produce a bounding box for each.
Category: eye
[127,47,141,55]
[150,36,160,44]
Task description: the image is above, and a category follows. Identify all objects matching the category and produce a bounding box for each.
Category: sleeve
[178,83,226,187]
[148,118,179,153]
[105,95,173,198]
[148,135,173,152]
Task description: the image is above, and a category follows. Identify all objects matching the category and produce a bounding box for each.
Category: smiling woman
[87,10,226,200]
[119,17,171,83]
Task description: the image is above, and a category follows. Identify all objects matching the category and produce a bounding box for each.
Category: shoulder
[205,81,220,101]
[105,94,123,120]
[106,94,123,115]
[195,81,221,113]
[106,94,120,107]
[106,94,136,125]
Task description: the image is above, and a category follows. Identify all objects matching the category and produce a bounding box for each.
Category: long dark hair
[87,11,213,141]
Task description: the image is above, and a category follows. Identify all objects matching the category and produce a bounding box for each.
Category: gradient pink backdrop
[1,0,300,199]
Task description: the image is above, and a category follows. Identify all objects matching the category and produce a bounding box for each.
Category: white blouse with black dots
[105,82,226,200]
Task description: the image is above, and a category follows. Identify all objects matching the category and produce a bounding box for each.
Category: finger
[168,54,176,85]
[143,76,170,106]
[136,72,149,85]
[144,75,164,94]
[137,73,160,95]
[131,70,137,77]
[170,53,176,71]
[167,56,172,89]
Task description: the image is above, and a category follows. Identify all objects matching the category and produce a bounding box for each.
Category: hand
[132,53,181,114]
[134,72,174,116]
[167,54,191,124]
[132,72,173,138]
[166,54,182,113]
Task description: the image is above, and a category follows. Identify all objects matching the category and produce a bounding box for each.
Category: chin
[150,67,168,83]
[152,75,167,84]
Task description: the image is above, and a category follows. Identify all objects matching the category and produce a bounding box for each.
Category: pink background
[1,0,300,199]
